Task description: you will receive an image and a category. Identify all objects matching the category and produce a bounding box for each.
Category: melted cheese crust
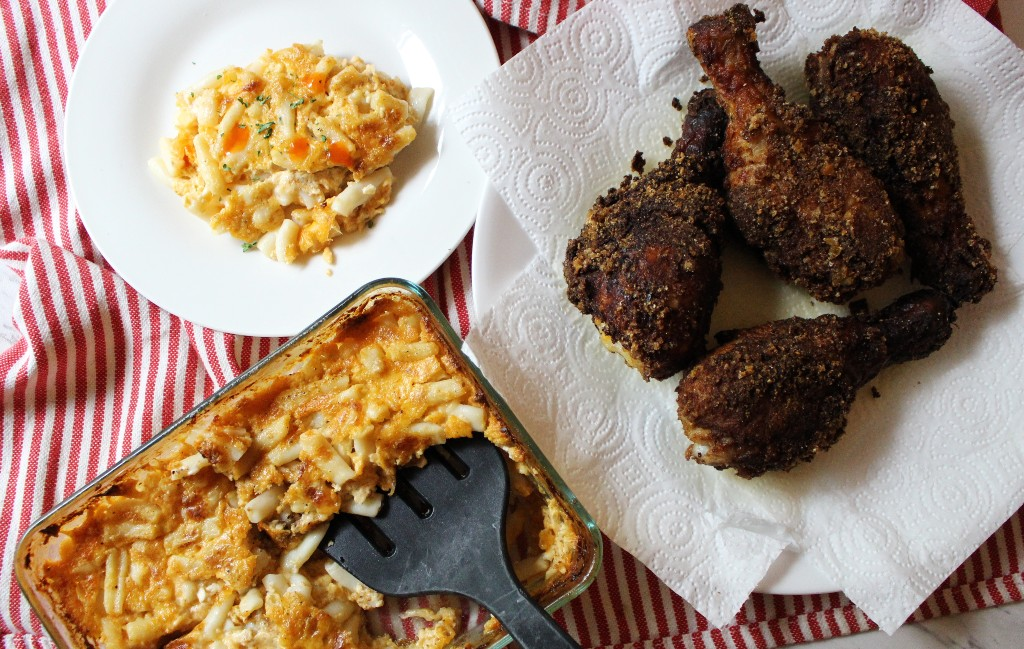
[28,294,582,649]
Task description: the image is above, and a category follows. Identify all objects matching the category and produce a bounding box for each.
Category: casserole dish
[15,278,601,649]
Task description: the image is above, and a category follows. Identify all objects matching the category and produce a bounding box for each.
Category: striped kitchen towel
[0,0,1019,647]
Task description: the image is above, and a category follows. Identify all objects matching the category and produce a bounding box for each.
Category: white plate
[65,0,499,337]
[471,185,840,596]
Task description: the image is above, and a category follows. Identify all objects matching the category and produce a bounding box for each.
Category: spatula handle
[491,589,580,649]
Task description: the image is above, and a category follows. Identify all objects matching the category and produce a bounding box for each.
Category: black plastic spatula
[320,434,579,648]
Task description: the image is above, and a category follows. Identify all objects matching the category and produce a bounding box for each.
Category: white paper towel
[452,0,1024,633]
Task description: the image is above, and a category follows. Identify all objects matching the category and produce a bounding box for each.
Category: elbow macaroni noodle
[151,43,430,264]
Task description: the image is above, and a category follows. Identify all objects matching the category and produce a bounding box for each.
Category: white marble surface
[0,263,18,351]
[814,602,1024,648]
[0,2,1021,647]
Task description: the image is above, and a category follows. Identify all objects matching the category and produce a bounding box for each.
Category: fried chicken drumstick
[687,4,905,304]
[676,289,956,478]
[805,29,997,305]
[564,89,728,381]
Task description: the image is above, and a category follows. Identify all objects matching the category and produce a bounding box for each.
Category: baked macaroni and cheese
[20,286,596,649]
[150,43,431,263]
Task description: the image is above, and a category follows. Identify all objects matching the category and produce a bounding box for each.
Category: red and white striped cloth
[0,1,1019,648]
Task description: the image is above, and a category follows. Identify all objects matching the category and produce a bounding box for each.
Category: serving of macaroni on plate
[18,283,598,649]
[150,43,431,264]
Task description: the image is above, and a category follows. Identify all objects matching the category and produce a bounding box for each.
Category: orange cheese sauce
[287,136,310,164]
[222,124,249,154]
[301,71,328,94]
[327,141,354,169]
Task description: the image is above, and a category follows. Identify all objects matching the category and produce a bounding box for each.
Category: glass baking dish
[15,278,602,649]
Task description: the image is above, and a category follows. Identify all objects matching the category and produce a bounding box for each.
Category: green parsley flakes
[256,121,275,139]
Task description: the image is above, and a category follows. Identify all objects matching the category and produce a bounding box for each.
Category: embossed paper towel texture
[452,0,1024,633]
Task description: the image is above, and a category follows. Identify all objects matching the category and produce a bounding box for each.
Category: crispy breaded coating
[676,289,956,478]
[805,28,997,305]
[673,88,728,186]
[563,90,728,381]
[687,4,905,304]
